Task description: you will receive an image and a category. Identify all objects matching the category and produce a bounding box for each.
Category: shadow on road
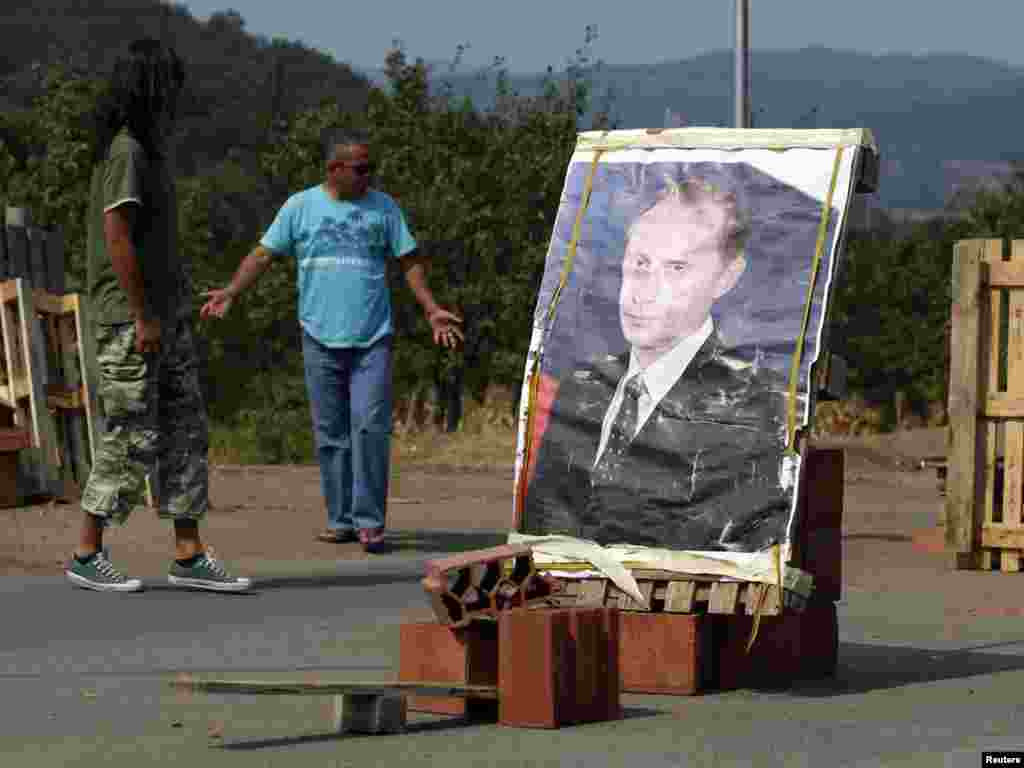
[217,706,663,750]
[383,530,508,554]
[787,640,1024,696]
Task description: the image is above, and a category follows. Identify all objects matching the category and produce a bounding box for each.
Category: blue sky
[181,1,1024,73]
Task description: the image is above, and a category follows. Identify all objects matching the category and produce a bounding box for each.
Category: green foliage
[2,13,615,459]
[259,40,588,420]
[1,66,102,290]
[830,220,964,408]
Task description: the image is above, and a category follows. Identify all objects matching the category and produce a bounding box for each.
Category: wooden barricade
[1,206,100,503]
[946,238,1024,571]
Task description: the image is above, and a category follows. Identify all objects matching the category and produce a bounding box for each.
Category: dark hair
[321,127,371,164]
[91,38,185,164]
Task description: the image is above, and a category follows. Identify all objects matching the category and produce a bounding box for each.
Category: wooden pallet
[0,278,100,501]
[546,570,802,617]
[947,239,1024,571]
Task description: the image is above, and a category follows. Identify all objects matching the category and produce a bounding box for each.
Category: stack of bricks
[402,446,842,711]
[401,545,621,728]
[617,446,843,694]
[400,606,621,729]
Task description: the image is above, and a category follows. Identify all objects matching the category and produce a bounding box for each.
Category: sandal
[359,527,387,554]
[316,529,358,544]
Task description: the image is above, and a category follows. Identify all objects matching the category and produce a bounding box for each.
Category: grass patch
[391,425,517,471]
[209,409,518,471]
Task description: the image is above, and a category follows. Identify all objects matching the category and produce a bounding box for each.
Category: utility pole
[734,0,751,128]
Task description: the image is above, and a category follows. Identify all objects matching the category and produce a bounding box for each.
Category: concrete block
[332,693,407,735]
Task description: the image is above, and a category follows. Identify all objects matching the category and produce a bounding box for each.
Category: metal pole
[734,0,751,128]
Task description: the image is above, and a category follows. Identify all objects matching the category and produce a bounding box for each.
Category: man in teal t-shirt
[202,129,462,552]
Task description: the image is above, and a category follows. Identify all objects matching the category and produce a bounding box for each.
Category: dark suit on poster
[524,330,790,552]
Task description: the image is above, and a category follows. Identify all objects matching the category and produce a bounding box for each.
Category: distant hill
[2,6,1020,212]
[361,46,1024,210]
[0,0,372,176]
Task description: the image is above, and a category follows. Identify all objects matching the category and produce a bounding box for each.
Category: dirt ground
[6,425,1023,614]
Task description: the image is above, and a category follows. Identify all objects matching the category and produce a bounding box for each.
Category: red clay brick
[619,612,712,695]
[565,607,622,724]
[424,544,533,578]
[498,608,573,728]
[795,447,844,603]
[398,621,498,718]
[717,599,838,690]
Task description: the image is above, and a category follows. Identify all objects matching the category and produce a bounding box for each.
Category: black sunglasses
[347,162,376,177]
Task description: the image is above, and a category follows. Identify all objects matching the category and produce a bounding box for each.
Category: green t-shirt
[86,129,186,325]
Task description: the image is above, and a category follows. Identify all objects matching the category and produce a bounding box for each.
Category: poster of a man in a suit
[525,175,791,551]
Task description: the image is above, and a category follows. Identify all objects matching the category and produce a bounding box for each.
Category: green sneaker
[167,548,251,593]
[66,549,144,592]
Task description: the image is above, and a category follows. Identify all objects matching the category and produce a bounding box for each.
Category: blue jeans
[302,331,393,532]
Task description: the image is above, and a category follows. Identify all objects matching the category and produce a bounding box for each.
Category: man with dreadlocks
[66,38,250,592]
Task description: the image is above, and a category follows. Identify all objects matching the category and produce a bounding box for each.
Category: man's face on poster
[619,197,746,362]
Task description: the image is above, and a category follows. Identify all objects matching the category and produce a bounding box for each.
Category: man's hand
[135,314,162,355]
[427,307,464,349]
[200,288,234,319]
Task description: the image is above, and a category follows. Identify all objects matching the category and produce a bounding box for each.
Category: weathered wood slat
[984,277,1000,570]
[663,581,696,613]
[576,579,607,606]
[1000,242,1024,571]
[170,678,500,699]
[73,294,102,464]
[980,524,1024,550]
[708,582,741,614]
[987,259,1024,288]
[946,240,988,564]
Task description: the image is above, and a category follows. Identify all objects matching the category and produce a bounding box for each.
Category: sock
[175,554,202,567]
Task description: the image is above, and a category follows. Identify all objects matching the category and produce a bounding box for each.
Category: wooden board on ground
[170,678,499,699]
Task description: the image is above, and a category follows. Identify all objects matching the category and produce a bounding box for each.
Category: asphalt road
[3,554,1024,767]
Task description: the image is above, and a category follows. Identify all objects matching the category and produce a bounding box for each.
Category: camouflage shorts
[80,317,209,525]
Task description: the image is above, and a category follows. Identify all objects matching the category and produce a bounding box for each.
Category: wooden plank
[169,678,500,699]
[945,240,988,559]
[1001,239,1024,571]
[73,294,102,465]
[980,524,1024,550]
[663,581,696,613]
[46,384,85,410]
[622,581,654,612]
[984,274,1000,570]
[0,281,40,497]
[14,278,60,495]
[575,579,607,607]
[57,314,89,485]
[0,281,76,315]
[984,395,1024,418]
[744,584,782,616]
[708,582,740,614]
[988,260,1024,288]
